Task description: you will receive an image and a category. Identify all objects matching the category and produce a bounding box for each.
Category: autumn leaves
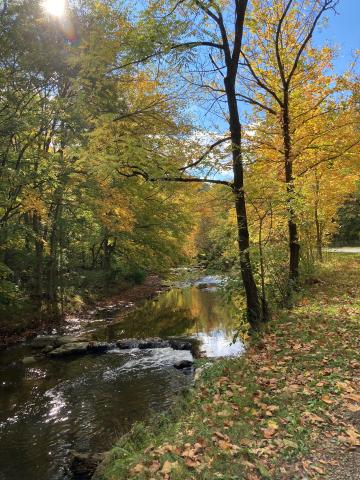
[102,256,360,479]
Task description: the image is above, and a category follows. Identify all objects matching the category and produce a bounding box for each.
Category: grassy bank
[97,254,360,480]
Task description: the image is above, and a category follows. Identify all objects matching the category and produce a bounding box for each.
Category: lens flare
[42,0,66,17]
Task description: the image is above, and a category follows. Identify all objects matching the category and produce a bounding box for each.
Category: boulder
[116,338,170,349]
[170,340,192,351]
[174,359,194,369]
[87,342,112,354]
[48,342,89,358]
[22,356,37,365]
[68,451,105,480]
[29,335,57,349]
[138,338,170,349]
[42,345,54,354]
[30,335,89,350]
[116,339,140,349]
[196,282,213,289]
[53,335,89,347]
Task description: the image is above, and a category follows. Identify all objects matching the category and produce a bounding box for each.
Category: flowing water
[0,274,244,480]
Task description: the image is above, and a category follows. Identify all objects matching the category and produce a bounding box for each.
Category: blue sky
[315,0,360,74]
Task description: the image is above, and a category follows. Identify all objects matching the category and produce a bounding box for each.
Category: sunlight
[42,0,66,17]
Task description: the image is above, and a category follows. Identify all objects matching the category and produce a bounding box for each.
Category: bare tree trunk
[282,92,300,290]
[47,202,61,318]
[258,216,269,321]
[314,173,323,262]
[32,213,44,309]
[224,30,266,326]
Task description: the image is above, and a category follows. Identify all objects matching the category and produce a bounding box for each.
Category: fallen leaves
[216,409,232,417]
[303,411,325,424]
[161,460,178,475]
[345,403,360,413]
[123,258,360,480]
[262,420,279,438]
[321,394,334,405]
[129,463,146,476]
[343,393,360,402]
[212,431,240,454]
[338,426,360,447]
[302,460,326,476]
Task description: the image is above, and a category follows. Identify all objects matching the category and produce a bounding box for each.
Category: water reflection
[98,284,244,357]
[0,275,244,480]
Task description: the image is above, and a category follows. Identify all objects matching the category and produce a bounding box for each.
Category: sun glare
[42,0,66,17]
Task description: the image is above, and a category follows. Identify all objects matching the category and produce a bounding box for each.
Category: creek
[0,273,244,480]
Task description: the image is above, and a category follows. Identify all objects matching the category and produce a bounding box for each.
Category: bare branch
[240,51,284,107]
[209,53,225,78]
[109,41,224,73]
[286,0,339,85]
[236,93,277,115]
[180,136,231,171]
[275,0,294,87]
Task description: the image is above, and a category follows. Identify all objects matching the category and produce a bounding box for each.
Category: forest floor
[0,274,166,347]
[98,254,360,480]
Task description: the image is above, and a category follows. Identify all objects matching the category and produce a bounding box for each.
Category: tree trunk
[224,75,266,327]
[314,173,323,262]
[282,91,300,290]
[32,213,44,309]
[315,221,323,262]
[47,202,61,318]
[258,217,269,321]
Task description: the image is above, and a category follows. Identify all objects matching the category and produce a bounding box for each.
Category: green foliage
[333,183,360,245]
[0,263,21,306]
[0,0,196,333]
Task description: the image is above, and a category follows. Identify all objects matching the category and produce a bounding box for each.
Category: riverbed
[0,274,244,480]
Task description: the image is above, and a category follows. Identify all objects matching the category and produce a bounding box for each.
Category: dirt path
[326,247,360,253]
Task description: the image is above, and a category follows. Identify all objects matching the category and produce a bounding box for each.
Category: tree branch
[298,139,360,176]
[180,136,231,171]
[240,51,284,107]
[275,0,294,88]
[236,93,277,115]
[286,0,339,86]
[158,176,232,186]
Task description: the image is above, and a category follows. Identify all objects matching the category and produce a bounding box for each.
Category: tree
[119,0,268,327]
[0,0,196,327]
[236,0,360,291]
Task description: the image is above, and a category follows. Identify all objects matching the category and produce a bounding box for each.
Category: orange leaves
[303,411,325,424]
[321,394,335,405]
[160,460,178,475]
[212,431,240,454]
[262,420,279,439]
[338,426,360,447]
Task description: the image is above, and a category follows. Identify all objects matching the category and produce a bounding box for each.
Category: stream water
[0,274,244,480]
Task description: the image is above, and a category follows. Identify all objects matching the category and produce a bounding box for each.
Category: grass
[97,254,360,480]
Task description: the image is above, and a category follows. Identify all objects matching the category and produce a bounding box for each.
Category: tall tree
[121,0,268,327]
[0,0,196,326]
[236,0,355,291]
